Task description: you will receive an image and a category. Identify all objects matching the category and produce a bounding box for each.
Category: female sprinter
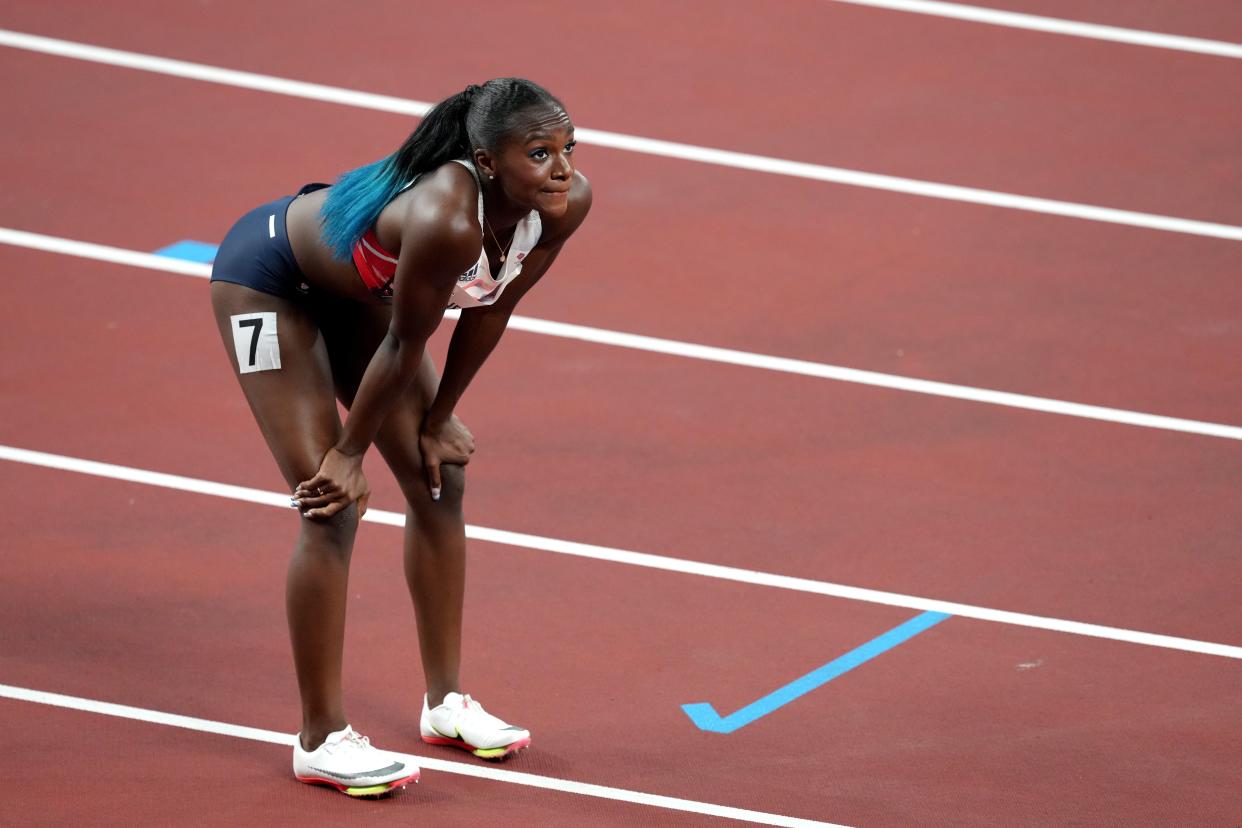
[208,78,590,796]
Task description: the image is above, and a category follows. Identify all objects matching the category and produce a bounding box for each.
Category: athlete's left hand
[420,415,475,501]
[293,446,371,519]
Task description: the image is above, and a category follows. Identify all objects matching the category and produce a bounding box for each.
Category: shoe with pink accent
[293,725,418,797]
[420,692,531,760]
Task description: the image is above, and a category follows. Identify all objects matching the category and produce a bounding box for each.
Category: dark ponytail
[319,79,563,260]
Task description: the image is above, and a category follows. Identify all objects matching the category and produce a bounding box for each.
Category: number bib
[230,312,281,374]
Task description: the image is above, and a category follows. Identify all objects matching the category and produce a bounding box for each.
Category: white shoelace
[326,728,372,755]
[457,695,513,730]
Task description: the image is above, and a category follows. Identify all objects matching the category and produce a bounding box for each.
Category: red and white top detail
[351,159,541,308]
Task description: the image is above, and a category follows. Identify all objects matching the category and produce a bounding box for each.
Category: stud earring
[488,174,495,180]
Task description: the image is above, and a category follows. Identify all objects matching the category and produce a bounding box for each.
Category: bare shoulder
[539,171,593,246]
[388,162,480,271]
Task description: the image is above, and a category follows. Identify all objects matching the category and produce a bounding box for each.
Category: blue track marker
[682,610,951,733]
[154,240,219,263]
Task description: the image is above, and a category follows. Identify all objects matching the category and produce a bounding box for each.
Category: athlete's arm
[295,179,480,519]
[419,173,593,497]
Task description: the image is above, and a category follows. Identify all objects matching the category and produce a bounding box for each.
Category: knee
[298,501,361,549]
[436,464,466,504]
[404,462,466,515]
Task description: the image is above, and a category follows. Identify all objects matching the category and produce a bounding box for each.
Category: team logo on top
[458,261,480,283]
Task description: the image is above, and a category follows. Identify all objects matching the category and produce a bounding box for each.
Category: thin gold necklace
[482,214,514,264]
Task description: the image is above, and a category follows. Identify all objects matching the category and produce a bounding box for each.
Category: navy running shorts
[210,183,328,299]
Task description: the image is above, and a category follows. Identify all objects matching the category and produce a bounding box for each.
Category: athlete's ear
[473,147,498,180]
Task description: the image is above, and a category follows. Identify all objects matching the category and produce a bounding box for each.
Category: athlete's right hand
[293,447,371,519]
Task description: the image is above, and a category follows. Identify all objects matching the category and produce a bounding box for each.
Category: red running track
[2,42,1241,423]
[4,465,1240,825]
[3,0,1242,220]
[0,252,1240,642]
[2,1,1241,825]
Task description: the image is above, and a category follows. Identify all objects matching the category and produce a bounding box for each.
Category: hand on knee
[417,463,465,510]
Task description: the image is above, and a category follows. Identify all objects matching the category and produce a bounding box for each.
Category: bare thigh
[314,300,464,506]
[210,281,341,488]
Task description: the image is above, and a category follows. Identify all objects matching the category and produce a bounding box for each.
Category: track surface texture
[2,1,1240,826]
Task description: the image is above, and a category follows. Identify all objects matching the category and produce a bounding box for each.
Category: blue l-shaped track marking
[154,240,218,263]
[682,611,951,733]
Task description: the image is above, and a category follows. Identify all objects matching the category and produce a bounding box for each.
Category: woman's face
[485,106,577,218]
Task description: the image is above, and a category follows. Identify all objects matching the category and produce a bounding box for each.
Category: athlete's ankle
[300,718,349,751]
[425,684,460,709]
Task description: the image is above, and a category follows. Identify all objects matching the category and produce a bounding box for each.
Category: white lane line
[0,684,841,827]
[2,29,1240,242]
[4,225,1242,443]
[498,315,1242,441]
[4,443,1240,660]
[1,226,213,276]
[829,0,1242,58]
